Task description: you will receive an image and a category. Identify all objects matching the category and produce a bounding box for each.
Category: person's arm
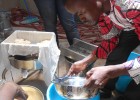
[84,57,140,89]
[85,63,128,89]
[81,53,97,64]
[67,53,97,75]
[0,82,27,100]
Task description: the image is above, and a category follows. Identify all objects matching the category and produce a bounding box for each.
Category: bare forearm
[108,58,140,84]
[107,64,129,79]
[81,54,97,65]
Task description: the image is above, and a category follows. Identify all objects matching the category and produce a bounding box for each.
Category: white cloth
[38,34,60,86]
[128,58,140,84]
[0,30,60,86]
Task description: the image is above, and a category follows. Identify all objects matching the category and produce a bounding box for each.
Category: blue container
[47,83,100,100]
[115,52,140,93]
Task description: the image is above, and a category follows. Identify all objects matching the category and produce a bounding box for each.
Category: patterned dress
[109,0,140,84]
[93,15,120,59]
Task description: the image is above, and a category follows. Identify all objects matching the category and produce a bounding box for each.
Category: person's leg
[34,0,59,44]
[56,0,80,45]
[102,30,140,97]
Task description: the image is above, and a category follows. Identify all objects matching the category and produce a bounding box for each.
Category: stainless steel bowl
[55,76,98,99]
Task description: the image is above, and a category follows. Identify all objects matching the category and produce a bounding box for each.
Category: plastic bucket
[47,83,100,100]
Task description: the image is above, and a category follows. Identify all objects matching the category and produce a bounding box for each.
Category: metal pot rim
[19,85,44,100]
[54,76,99,99]
[56,76,86,86]
[9,54,38,60]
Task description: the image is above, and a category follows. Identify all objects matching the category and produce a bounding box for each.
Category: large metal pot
[9,54,42,70]
[54,76,98,99]
[14,85,44,100]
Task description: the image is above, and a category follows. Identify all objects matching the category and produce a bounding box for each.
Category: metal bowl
[55,76,98,99]
[14,85,44,100]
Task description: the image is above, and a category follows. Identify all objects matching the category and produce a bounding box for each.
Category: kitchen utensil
[47,83,100,100]
[52,74,69,84]
[54,76,98,99]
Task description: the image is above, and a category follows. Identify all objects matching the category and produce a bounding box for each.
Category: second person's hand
[84,66,110,89]
[67,60,88,76]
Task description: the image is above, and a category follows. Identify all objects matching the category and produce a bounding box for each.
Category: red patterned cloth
[109,0,140,38]
[93,0,140,59]
[93,15,119,59]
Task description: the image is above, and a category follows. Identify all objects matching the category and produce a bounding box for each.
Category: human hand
[84,64,127,89]
[0,82,28,100]
[84,66,110,89]
[67,60,88,76]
